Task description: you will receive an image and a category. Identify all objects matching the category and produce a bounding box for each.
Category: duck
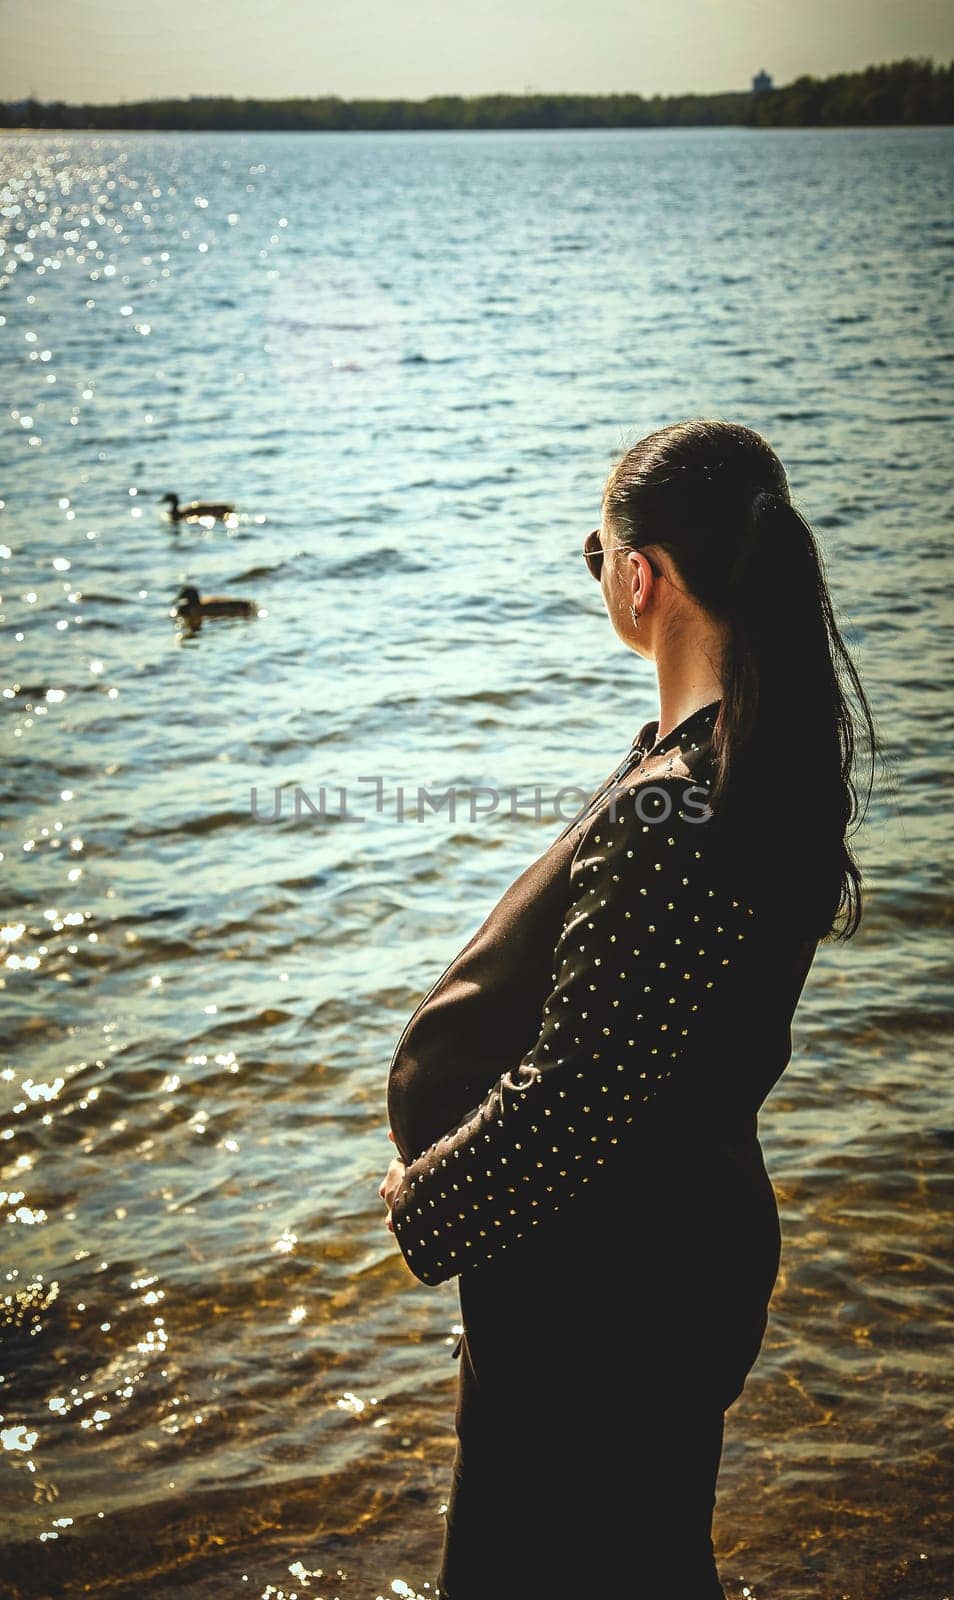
[161,492,236,523]
[171,585,258,629]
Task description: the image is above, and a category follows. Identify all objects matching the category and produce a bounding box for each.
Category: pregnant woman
[380,418,876,1598]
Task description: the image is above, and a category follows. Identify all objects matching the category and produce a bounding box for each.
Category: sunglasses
[583,528,662,583]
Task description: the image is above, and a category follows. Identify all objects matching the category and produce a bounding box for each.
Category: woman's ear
[625,548,653,609]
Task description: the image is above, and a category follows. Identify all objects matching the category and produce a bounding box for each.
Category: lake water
[0,124,951,1600]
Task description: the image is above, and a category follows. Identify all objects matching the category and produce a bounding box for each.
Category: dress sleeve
[388,776,755,1286]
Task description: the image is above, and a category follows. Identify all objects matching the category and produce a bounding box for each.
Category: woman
[379,419,876,1597]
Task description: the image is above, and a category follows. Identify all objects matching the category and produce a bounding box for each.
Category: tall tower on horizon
[752,69,774,93]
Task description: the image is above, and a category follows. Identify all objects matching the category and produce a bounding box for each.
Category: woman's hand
[379,1129,406,1233]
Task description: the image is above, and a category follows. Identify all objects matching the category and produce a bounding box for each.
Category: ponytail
[603,421,879,941]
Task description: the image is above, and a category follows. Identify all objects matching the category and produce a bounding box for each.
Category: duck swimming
[172,585,258,629]
[161,492,236,523]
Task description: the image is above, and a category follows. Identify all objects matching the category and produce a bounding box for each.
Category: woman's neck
[652,627,726,745]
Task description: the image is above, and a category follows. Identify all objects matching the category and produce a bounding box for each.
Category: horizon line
[3,56,951,111]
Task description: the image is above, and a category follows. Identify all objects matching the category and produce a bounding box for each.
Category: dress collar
[634,696,721,759]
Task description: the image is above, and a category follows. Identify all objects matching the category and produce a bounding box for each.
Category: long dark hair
[603,419,878,941]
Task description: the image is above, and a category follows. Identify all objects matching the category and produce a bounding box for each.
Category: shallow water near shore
[1,124,952,1599]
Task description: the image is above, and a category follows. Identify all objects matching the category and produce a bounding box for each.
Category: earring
[630,603,640,629]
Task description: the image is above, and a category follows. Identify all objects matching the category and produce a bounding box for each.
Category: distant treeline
[1,57,950,133]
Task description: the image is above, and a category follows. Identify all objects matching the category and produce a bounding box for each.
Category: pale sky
[1,0,951,104]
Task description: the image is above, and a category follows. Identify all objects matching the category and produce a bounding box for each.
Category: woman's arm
[387,777,755,1286]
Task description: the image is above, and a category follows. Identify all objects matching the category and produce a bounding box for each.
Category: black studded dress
[386,699,819,1598]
